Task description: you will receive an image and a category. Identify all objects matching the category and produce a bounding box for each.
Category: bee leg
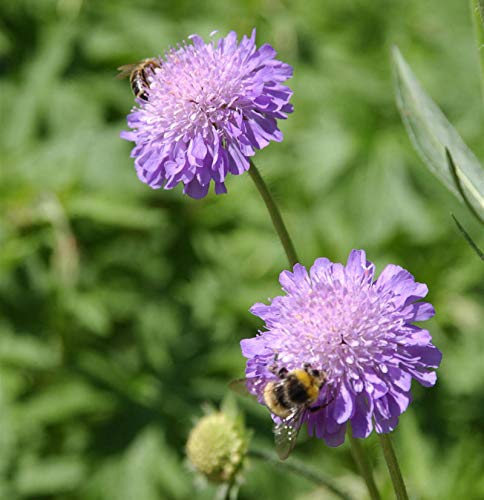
[308,405,322,413]
[308,395,335,413]
[303,362,319,376]
[268,363,278,375]
[269,353,289,378]
[268,363,288,378]
[303,362,324,380]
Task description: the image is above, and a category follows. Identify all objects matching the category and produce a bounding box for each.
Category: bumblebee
[263,364,326,418]
[116,58,161,101]
[231,363,328,460]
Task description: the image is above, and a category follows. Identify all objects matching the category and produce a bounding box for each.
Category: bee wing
[116,63,138,80]
[228,378,252,397]
[274,409,305,460]
[228,378,264,402]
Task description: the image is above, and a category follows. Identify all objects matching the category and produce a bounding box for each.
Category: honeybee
[116,58,161,101]
[231,362,328,460]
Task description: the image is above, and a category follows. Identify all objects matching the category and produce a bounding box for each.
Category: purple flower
[240,250,442,447]
[121,30,293,199]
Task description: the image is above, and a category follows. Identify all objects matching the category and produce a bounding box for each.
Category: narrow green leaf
[474,0,484,35]
[392,47,484,220]
[5,22,77,151]
[470,0,484,100]
[16,380,116,425]
[15,457,86,496]
[451,214,484,260]
[473,0,484,39]
[0,331,61,370]
[67,195,165,229]
[447,149,483,223]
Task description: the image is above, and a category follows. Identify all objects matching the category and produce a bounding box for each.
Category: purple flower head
[121,30,293,199]
[240,250,442,447]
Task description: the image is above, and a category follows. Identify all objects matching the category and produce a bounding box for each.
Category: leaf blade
[392,46,484,220]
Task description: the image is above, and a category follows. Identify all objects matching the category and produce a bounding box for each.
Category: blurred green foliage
[1,1,483,499]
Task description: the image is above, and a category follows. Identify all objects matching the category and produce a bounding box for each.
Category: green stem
[216,482,238,500]
[470,0,484,103]
[248,449,354,500]
[248,160,299,267]
[349,435,381,500]
[377,434,409,500]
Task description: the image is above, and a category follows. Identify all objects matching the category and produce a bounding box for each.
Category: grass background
[1,0,483,498]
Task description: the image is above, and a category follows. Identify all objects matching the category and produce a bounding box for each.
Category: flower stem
[248,160,299,267]
[378,434,409,500]
[349,435,381,500]
[248,449,354,500]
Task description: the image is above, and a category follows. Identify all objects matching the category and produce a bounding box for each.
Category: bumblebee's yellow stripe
[292,369,319,402]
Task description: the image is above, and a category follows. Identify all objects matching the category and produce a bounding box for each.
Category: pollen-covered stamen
[149,45,251,135]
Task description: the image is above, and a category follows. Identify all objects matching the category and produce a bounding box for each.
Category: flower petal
[333,381,354,424]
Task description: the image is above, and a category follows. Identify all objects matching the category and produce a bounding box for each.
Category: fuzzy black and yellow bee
[116,58,161,101]
[231,362,328,460]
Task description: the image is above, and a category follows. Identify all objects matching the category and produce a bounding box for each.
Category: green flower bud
[186,412,248,483]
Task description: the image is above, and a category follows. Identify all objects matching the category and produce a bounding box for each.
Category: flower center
[276,283,400,379]
[148,46,248,136]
